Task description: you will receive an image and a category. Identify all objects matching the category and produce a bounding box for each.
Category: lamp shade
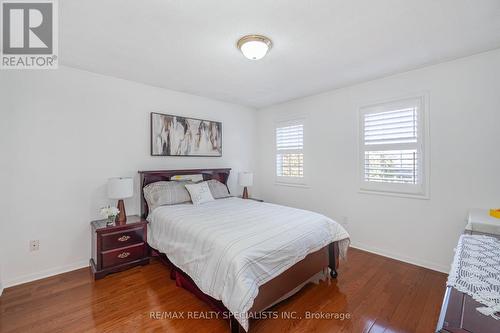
[107,177,134,199]
[238,172,253,187]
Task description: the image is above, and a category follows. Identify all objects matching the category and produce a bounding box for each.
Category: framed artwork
[150,112,222,157]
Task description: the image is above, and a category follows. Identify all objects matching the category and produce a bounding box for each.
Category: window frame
[358,94,430,199]
[274,118,308,187]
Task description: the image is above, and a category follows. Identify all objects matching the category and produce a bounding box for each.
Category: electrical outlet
[29,240,40,251]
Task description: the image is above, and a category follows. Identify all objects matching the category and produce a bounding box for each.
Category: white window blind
[360,97,428,197]
[276,121,305,183]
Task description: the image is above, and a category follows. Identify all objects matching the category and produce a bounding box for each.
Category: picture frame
[150,112,222,157]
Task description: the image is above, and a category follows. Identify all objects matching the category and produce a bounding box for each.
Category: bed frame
[139,168,339,332]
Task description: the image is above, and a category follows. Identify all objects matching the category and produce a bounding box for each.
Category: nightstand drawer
[101,227,144,251]
[101,243,145,268]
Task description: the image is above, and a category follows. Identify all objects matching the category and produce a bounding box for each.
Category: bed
[139,168,350,332]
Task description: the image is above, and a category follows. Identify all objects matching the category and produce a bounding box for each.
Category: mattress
[147,197,350,331]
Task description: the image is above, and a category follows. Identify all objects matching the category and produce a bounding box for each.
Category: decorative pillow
[206,179,230,199]
[143,181,191,212]
[185,181,215,205]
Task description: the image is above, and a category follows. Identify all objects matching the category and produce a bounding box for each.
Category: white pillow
[185,181,215,205]
[206,179,230,199]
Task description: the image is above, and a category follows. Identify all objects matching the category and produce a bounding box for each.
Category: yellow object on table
[490,209,500,219]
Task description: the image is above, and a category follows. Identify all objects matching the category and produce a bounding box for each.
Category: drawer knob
[117,252,130,259]
[117,235,131,242]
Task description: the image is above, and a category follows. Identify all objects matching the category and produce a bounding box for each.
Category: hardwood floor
[0,248,447,333]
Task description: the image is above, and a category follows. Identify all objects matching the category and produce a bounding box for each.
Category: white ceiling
[61,0,500,108]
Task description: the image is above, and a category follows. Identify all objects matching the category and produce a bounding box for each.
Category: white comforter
[147,197,350,331]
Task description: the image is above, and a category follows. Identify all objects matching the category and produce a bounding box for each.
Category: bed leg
[229,316,243,333]
[328,242,338,279]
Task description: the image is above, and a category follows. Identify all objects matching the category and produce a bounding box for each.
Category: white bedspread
[147,197,350,331]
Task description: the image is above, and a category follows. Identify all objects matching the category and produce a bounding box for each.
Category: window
[359,96,429,198]
[275,119,305,185]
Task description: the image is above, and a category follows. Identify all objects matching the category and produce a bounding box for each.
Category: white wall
[0,267,3,296]
[0,66,257,287]
[0,93,11,295]
[256,49,500,272]
[0,252,4,295]
[2,50,499,289]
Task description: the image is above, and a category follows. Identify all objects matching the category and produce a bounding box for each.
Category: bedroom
[1,1,500,332]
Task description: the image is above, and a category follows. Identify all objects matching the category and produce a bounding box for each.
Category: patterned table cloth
[447,235,500,319]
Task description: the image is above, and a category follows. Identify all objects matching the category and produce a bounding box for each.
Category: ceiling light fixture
[237,35,272,60]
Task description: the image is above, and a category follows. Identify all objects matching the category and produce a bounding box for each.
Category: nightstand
[90,215,149,280]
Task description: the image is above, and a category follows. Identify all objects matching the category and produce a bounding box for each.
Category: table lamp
[238,172,253,199]
[108,177,134,223]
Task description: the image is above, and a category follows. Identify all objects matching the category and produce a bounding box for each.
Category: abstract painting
[151,112,222,156]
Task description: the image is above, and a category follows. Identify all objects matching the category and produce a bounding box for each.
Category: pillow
[143,181,191,212]
[206,179,230,199]
[185,181,215,205]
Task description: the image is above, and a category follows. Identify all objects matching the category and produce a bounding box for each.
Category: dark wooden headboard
[138,168,231,218]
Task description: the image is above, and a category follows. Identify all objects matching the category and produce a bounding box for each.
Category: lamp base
[116,200,127,224]
[242,187,249,199]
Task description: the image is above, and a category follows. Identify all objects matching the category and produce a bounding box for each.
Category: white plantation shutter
[360,97,428,197]
[364,149,418,184]
[276,124,303,150]
[364,107,417,146]
[276,120,305,183]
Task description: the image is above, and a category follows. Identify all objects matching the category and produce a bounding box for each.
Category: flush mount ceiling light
[237,35,272,60]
